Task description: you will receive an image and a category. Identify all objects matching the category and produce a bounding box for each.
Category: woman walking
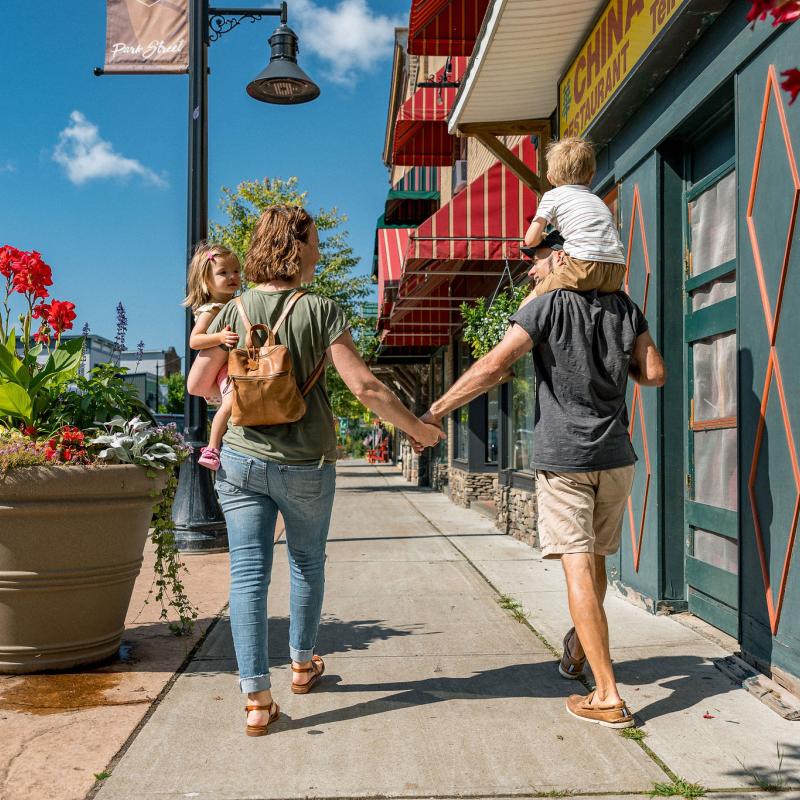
[187,206,442,736]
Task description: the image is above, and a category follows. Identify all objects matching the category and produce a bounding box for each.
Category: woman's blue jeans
[215,446,336,694]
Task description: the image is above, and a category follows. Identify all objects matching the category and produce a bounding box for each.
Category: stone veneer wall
[431,463,449,492]
[399,439,423,486]
[449,467,495,508]
[495,480,539,547]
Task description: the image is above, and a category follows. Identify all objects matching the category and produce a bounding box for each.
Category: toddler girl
[182,241,241,470]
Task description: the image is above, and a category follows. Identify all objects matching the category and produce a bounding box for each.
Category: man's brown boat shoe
[566,691,635,728]
[558,627,586,679]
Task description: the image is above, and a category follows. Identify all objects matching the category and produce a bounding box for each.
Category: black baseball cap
[521,230,565,259]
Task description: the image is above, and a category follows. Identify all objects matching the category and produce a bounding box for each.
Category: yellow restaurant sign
[559,0,686,138]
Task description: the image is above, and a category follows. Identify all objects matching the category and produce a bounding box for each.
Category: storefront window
[486,386,499,463]
[456,344,470,460]
[509,355,535,471]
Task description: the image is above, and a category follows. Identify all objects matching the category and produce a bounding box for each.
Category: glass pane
[693,428,737,511]
[691,273,736,312]
[511,355,535,470]
[693,332,737,421]
[689,170,736,276]
[693,528,738,575]
[486,386,499,463]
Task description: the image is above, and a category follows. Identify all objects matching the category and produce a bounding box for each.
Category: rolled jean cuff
[290,646,315,664]
[239,673,271,694]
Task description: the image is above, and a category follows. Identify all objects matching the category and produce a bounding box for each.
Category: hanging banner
[103,0,189,74]
[559,0,687,137]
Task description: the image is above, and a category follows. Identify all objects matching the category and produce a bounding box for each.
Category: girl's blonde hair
[545,137,596,186]
[182,240,240,310]
[245,205,314,284]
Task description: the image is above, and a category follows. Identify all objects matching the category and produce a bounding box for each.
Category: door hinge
[683,248,692,278]
[686,473,693,491]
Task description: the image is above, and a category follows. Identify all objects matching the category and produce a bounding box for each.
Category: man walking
[421,232,665,727]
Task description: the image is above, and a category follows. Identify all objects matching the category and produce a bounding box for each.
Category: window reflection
[510,355,535,470]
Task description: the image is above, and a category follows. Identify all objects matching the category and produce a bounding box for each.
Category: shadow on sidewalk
[721,741,800,791]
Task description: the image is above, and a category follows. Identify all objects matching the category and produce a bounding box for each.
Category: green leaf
[28,337,84,395]
[0,383,33,422]
[0,345,28,387]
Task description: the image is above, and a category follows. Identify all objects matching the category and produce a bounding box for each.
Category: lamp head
[246,23,320,105]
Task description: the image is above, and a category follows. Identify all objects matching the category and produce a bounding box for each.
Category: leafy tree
[209,177,374,421]
[160,372,185,414]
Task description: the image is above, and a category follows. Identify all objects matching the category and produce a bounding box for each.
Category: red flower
[33,325,51,345]
[747,0,800,25]
[47,299,76,334]
[747,0,774,24]
[0,245,22,279]
[20,425,38,437]
[11,250,52,300]
[782,68,800,104]
[772,0,800,23]
[44,445,57,461]
[32,301,51,320]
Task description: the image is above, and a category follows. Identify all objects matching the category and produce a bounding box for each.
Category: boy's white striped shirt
[536,185,626,264]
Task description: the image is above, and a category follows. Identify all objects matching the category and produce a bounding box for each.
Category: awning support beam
[457,119,552,198]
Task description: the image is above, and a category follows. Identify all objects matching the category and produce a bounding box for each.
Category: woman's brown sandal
[244,701,280,737]
[291,654,325,694]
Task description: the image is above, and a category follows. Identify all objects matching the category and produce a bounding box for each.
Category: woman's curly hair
[245,205,314,283]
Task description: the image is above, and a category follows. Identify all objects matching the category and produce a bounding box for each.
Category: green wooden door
[613,155,661,599]
[683,159,739,636]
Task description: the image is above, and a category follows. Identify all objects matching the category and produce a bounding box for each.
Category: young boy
[524,137,627,297]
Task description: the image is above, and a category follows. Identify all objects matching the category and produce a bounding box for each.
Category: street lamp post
[171,0,319,552]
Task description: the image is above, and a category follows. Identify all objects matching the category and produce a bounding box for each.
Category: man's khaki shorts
[535,465,635,558]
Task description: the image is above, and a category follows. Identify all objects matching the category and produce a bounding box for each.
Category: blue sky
[0,0,407,353]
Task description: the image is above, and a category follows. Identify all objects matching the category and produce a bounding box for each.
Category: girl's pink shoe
[198,446,221,471]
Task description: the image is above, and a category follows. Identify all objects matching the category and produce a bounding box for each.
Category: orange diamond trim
[746,65,800,635]
[624,184,652,572]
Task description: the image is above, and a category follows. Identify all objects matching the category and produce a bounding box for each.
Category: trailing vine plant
[89,417,197,635]
[460,285,528,359]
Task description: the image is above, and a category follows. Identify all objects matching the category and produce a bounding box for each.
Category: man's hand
[216,326,239,348]
[420,409,442,429]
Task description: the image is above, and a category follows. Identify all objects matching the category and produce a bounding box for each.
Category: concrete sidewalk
[93,462,799,800]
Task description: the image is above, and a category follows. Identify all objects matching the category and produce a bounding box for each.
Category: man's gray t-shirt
[509,290,648,472]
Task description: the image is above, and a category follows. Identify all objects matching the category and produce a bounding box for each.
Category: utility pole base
[172,445,228,553]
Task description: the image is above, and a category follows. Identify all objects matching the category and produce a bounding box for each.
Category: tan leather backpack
[227,291,325,427]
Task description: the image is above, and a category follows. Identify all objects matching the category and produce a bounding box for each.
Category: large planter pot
[0,464,168,673]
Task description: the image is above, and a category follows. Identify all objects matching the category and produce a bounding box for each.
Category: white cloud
[291,0,404,84]
[53,111,168,188]
[0,161,16,174]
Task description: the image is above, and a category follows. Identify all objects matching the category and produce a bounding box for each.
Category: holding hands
[409,411,445,453]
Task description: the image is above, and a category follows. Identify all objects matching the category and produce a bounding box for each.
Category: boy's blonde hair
[546,137,596,186]
[246,205,314,284]
[182,240,240,310]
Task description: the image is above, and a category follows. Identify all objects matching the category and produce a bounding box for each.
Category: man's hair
[545,137,596,186]
[246,205,314,283]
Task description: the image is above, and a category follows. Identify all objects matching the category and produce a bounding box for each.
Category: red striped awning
[408,0,491,56]
[376,226,413,321]
[392,57,468,167]
[380,282,452,348]
[406,137,538,268]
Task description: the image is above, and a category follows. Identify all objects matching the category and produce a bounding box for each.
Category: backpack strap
[272,289,307,337]
[235,297,275,351]
[300,356,326,397]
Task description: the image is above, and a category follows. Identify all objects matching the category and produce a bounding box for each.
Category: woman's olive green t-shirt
[207,288,348,465]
